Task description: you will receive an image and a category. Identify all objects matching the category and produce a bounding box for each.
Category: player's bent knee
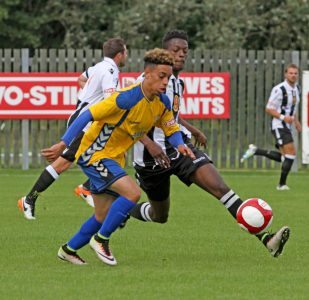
[126,189,142,203]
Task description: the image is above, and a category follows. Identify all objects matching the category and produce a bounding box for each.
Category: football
[236,198,273,234]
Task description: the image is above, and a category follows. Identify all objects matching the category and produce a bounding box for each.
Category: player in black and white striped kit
[18,38,127,219]
[128,30,290,258]
[241,64,301,190]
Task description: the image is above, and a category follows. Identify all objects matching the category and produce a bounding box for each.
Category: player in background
[53,48,195,265]
[128,30,290,258]
[241,64,301,190]
[17,37,127,219]
[73,67,97,206]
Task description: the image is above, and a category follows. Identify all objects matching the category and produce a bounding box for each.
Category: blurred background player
[54,48,195,265]
[18,37,127,219]
[241,64,301,190]
[128,30,290,258]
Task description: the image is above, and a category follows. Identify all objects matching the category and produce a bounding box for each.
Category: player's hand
[177,145,196,160]
[294,119,302,132]
[41,141,66,163]
[145,140,170,168]
[192,130,207,148]
[284,116,294,124]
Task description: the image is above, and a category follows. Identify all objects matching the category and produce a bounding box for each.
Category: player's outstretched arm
[178,117,207,147]
[41,110,93,162]
[41,141,67,163]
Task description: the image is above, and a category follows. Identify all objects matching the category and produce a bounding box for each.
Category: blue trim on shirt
[116,110,130,127]
[116,85,144,110]
[167,131,184,148]
[61,110,93,146]
[159,93,172,110]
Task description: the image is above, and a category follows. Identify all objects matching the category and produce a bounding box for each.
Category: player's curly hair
[143,48,174,67]
[162,30,188,48]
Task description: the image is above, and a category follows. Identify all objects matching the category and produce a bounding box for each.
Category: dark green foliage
[0,0,308,49]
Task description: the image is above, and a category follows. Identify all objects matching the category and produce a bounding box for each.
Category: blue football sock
[99,196,136,238]
[67,215,102,250]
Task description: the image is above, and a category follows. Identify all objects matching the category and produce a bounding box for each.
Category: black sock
[26,166,59,205]
[256,232,272,245]
[82,179,91,190]
[129,202,151,221]
[219,190,243,219]
[255,149,282,162]
[279,156,294,186]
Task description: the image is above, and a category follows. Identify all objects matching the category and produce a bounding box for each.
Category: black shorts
[271,127,293,149]
[134,142,212,201]
[61,132,85,162]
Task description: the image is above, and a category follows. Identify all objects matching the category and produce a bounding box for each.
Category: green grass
[0,168,308,300]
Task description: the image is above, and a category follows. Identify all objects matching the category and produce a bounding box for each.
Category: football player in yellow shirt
[55,48,195,265]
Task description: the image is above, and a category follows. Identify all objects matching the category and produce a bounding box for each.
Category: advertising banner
[0,72,230,119]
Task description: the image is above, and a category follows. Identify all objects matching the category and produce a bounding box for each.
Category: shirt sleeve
[89,93,126,124]
[156,108,180,137]
[81,66,94,79]
[61,110,93,146]
[266,86,282,110]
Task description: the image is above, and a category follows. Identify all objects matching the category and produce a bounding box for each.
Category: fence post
[21,48,29,170]
[291,51,300,172]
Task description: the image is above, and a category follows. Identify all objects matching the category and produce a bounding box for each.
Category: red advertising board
[0,73,79,119]
[0,72,230,119]
[180,72,230,119]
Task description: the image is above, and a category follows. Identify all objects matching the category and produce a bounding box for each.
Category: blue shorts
[79,158,127,195]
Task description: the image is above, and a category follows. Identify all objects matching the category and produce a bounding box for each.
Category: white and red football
[236,198,273,234]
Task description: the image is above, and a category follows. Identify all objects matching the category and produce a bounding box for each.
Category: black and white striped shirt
[266,80,300,130]
[133,74,191,167]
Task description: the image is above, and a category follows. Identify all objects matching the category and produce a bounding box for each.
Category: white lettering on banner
[0,86,23,105]
[0,72,230,119]
[186,97,200,114]
[211,98,225,115]
[181,97,225,115]
[184,77,199,94]
[0,87,4,103]
[0,85,78,106]
[46,86,63,105]
[30,86,46,105]
[212,77,225,94]
[199,78,211,94]
[63,86,70,105]
[184,77,226,94]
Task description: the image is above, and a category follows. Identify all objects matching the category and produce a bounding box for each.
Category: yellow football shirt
[75,83,180,167]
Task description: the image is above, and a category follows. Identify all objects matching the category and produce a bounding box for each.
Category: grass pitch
[0,168,308,300]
